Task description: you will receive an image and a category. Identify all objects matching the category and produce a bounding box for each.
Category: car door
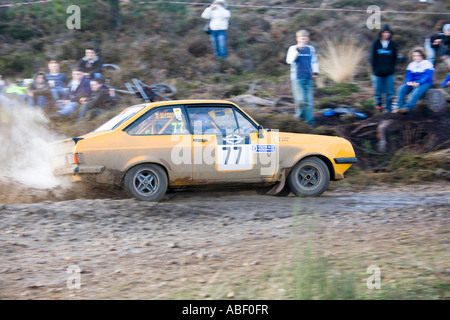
[124,105,193,185]
[186,104,278,182]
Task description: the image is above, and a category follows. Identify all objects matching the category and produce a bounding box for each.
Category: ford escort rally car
[53,100,357,201]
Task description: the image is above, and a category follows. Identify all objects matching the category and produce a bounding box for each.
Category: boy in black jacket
[370,24,398,113]
[77,78,114,122]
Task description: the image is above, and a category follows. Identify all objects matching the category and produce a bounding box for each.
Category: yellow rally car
[53,100,357,201]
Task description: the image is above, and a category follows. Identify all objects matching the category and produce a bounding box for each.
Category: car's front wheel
[287,157,330,197]
[124,164,168,201]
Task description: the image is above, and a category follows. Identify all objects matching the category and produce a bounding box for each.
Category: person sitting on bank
[77,78,114,122]
[46,60,68,101]
[26,72,52,108]
[396,48,434,113]
[441,73,450,88]
[55,67,91,116]
[74,47,104,79]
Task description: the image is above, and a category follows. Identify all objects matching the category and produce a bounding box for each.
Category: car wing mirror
[257,125,264,139]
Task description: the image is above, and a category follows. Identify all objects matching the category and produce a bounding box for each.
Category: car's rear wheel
[287,157,330,197]
[124,164,168,201]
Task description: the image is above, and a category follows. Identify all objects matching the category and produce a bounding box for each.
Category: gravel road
[0,183,449,299]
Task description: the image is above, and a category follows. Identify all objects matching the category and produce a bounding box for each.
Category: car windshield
[94,105,146,132]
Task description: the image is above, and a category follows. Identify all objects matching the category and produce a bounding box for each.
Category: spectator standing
[26,72,52,108]
[46,60,67,101]
[424,21,445,66]
[438,24,450,70]
[75,47,104,79]
[286,30,319,125]
[77,78,114,122]
[56,68,91,116]
[397,48,434,113]
[370,24,398,113]
[201,0,231,59]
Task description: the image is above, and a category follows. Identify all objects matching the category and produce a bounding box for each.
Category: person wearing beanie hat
[201,0,231,59]
[370,24,398,113]
[26,72,52,108]
[439,24,450,70]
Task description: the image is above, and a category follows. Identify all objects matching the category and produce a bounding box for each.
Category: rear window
[94,105,145,132]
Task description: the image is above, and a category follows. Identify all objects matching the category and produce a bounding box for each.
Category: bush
[319,37,367,83]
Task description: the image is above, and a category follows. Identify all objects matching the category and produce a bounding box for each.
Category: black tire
[124,164,168,201]
[287,157,330,197]
[151,84,177,99]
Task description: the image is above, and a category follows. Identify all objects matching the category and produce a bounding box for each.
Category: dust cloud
[0,95,67,190]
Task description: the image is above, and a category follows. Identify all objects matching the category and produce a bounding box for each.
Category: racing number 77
[222,146,242,165]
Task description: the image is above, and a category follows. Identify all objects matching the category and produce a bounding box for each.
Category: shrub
[319,37,367,83]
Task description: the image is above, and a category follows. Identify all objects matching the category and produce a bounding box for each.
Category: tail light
[67,153,84,165]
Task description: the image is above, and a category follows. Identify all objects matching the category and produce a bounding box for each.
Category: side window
[126,106,189,135]
[187,106,238,134]
[234,110,258,134]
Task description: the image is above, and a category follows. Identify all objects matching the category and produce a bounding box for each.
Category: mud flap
[266,170,286,195]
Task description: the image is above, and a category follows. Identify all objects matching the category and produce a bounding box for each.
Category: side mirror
[257,125,264,139]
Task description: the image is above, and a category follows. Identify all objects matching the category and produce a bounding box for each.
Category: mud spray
[0,95,70,202]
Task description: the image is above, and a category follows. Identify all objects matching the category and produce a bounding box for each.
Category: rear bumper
[54,165,105,176]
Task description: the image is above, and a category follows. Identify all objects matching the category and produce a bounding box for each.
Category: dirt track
[0,183,449,299]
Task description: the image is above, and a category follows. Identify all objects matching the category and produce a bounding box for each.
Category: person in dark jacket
[26,72,52,108]
[370,24,398,113]
[77,78,114,121]
[56,67,91,116]
[74,47,103,79]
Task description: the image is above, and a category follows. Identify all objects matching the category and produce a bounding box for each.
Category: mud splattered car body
[54,100,357,201]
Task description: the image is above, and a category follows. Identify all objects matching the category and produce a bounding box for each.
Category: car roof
[116,99,258,131]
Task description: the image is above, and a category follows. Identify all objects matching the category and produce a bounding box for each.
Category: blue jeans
[209,30,227,59]
[397,82,433,111]
[374,74,394,111]
[56,101,79,115]
[291,78,315,124]
[27,95,48,108]
[50,87,69,100]
[424,39,435,65]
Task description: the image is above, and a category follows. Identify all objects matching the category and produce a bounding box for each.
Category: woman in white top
[201,0,231,59]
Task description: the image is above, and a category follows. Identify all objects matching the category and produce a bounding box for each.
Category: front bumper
[334,157,358,164]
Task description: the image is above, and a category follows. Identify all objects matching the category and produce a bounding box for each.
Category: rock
[425,89,447,112]
[196,253,206,260]
[435,168,446,179]
[231,94,276,109]
[167,242,178,248]
[227,291,235,298]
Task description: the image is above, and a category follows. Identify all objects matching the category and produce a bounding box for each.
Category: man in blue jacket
[286,30,319,125]
[46,60,67,101]
[370,24,398,113]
